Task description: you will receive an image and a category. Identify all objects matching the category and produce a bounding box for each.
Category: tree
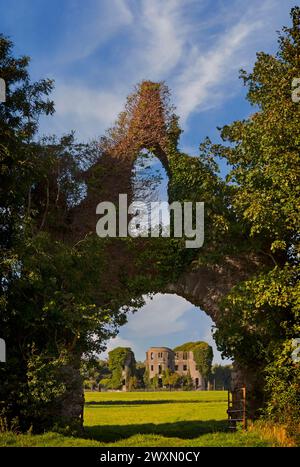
[209,365,233,390]
[143,368,151,389]
[210,7,300,426]
[0,36,133,431]
[161,368,173,388]
[128,376,138,391]
[0,34,54,251]
[150,375,160,390]
[82,359,111,390]
[168,372,182,388]
[181,372,194,390]
[135,361,146,388]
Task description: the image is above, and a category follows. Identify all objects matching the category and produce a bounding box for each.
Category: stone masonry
[145,347,205,389]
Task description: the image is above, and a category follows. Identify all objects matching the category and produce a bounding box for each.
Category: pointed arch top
[98,80,180,172]
[70,81,181,237]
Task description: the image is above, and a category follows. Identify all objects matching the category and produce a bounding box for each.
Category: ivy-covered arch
[1,79,269,431]
[54,81,269,425]
[69,80,266,319]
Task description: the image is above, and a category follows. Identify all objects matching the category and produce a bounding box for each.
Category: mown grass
[0,391,280,447]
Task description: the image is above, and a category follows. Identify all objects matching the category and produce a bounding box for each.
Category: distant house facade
[145,346,205,389]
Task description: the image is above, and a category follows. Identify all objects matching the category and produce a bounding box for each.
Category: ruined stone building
[121,350,136,391]
[145,347,205,389]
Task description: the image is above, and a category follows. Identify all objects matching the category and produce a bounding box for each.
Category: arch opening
[101,293,232,391]
[129,149,170,235]
[131,149,169,204]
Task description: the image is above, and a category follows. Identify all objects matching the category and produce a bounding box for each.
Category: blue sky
[103,294,231,364]
[0,0,296,363]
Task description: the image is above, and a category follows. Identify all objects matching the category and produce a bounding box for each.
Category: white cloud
[100,293,198,361]
[45,0,190,139]
[125,293,193,337]
[100,293,232,364]
[55,0,133,64]
[43,82,125,139]
[174,22,259,121]
[173,1,276,124]
[135,0,190,78]
[100,335,148,363]
[38,0,294,141]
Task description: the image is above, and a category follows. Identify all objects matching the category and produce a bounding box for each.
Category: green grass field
[0,391,279,447]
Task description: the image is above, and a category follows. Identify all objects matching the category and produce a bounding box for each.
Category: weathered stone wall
[146,347,174,380]
[174,351,204,389]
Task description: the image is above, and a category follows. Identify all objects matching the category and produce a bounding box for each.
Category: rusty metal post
[242,385,247,431]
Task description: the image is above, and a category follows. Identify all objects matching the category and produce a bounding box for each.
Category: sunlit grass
[0,391,279,446]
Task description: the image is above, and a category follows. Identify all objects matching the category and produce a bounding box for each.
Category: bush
[264,340,300,443]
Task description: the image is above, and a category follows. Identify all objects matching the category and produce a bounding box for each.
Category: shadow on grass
[84,419,228,443]
[85,399,226,406]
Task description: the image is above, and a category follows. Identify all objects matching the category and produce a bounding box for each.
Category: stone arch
[69,80,265,322]
[59,81,270,424]
[131,149,169,204]
[70,81,174,240]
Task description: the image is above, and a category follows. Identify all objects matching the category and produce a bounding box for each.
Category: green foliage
[150,375,160,389]
[143,368,151,388]
[107,347,136,390]
[161,368,179,388]
[263,340,300,443]
[166,136,239,265]
[0,36,134,431]
[82,359,110,390]
[128,376,139,391]
[209,8,300,254]
[211,8,300,431]
[180,372,194,390]
[215,265,299,366]
[135,361,146,389]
